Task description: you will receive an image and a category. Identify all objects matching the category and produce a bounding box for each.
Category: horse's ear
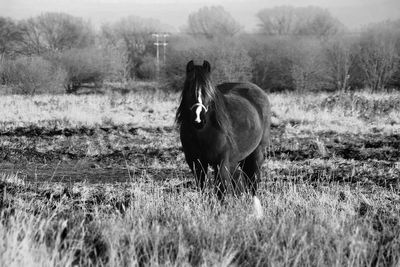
[203,60,211,73]
[186,60,194,74]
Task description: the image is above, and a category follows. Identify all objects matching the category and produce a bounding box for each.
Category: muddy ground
[0,124,399,189]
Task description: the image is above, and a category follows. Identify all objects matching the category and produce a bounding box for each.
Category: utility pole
[162,33,168,64]
[152,33,169,78]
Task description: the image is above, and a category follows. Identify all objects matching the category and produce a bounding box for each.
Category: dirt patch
[268,159,400,188]
[1,125,398,188]
[270,129,400,162]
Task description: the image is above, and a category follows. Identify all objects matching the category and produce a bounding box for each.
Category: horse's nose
[193,120,205,129]
[192,113,206,129]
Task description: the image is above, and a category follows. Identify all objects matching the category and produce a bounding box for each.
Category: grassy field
[0,90,400,266]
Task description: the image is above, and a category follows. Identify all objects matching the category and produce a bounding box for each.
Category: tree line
[0,5,399,94]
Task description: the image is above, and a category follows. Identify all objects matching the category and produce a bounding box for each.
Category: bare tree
[257,6,344,37]
[18,18,44,55]
[291,38,326,92]
[356,21,400,91]
[0,17,23,59]
[101,16,168,79]
[19,12,94,55]
[102,16,164,52]
[187,6,242,39]
[323,36,355,91]
[256,6,296,35]
[298,10,344,37]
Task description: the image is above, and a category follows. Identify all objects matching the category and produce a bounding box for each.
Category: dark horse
[176,60,271,199]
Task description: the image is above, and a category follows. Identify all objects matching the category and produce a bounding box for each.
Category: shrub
[320,92,400,117]
[100,16,169,80]
[247,36,295,92]
[247,35,329,92]
[0,56,65,94]
[290,37,328,92]
[136,54,157,80]
[105,48,126,82]
[55,48,110,93]
[210,39,252,83]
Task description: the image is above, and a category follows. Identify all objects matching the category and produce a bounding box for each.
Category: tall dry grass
[1,173,400,266]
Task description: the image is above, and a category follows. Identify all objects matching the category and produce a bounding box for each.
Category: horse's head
[184,60,214,129]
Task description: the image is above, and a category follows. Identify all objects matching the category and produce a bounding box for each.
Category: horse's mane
[176,66,235,146]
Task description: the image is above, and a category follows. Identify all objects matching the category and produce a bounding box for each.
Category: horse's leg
[242,146,265,195]
[231,165,243,196]
[183,149,208,190]
[214,157,236,199]
[192,159,208,191]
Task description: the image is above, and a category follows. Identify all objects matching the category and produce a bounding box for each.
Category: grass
[0,90,176,129]
[0,90,400,266]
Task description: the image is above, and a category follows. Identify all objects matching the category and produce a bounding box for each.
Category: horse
[176,60,271,202]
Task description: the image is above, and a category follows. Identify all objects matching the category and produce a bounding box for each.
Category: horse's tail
[253,196,264,219]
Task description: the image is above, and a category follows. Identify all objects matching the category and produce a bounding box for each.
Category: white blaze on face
[194,87,203,123]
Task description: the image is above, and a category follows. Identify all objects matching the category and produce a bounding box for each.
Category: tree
[247,36,295,92]
[187,6,242,39]
[256,6,296,36]
[101,16,168,80]
[19,12,94,55]
[323,35,356,91]
[299,11,344,37]
[355,21,400,91]
[257,6,344,37]
[56,48,110,93]
[0,17,23,59]
[387,20,400,88]
[291,38,327,92]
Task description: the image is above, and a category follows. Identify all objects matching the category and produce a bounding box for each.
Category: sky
[0,0,399,32]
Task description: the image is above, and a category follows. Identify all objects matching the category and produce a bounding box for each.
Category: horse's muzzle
[191,111,206,129]
[190,103,208,129]
[193,120,206,130]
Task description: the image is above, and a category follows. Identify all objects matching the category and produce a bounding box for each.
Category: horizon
[0,0,399,32]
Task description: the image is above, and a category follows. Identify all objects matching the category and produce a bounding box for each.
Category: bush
[101,47,126,82]
[164,36,252,91]
[136,54,157,80]
[55,48,111,93]
[247,35,330,92]
[247,36,295,92]
[320,93,400,117]
[290,37,328,92]
[210,39,252,83]
[0,56,65,94]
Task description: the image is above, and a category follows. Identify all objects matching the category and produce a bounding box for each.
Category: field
[0,90,400,266]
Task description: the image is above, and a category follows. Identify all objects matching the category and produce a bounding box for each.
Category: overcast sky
[1,0,399,31]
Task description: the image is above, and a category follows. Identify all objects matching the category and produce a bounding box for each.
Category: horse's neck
[210,92,230,125]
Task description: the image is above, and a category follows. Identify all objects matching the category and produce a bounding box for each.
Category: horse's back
[217,82,270,117]
[217,82,271,147]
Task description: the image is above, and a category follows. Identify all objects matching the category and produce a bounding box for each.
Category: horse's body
[176,61,271,198]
